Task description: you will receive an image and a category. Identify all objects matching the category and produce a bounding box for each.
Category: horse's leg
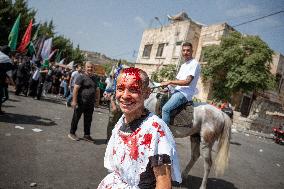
[200,141,213,189]
[182,134,200,179]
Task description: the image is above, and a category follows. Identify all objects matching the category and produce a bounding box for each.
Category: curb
[232,126,274,139]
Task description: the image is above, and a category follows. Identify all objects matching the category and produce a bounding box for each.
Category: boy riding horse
[160,42,201,126]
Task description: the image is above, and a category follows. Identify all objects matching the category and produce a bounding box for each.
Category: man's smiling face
[115,69,148,117]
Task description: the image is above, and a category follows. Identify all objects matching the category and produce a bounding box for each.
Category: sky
[27,0,284,62]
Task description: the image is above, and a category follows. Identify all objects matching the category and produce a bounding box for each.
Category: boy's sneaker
[68,133,80,141]
[82,135,95,143]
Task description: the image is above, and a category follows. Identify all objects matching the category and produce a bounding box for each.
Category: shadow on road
[40,97,65,105]
[2,104,16,108]
[94,139,108,145]
[230,141,242,146]
[0,112,57,126]
[7,98,20,102]
[174,175,238,189]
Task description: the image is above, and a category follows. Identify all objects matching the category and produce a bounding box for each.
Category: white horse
[144,83,232,189]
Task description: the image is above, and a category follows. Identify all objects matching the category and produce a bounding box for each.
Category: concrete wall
[233,97,284,134]
[263,52,284,105]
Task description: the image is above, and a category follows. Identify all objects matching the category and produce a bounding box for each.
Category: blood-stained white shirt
[97,113,181,189]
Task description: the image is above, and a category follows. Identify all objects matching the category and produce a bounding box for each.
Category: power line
[215,3,284,24]
[232,10,284,27]
[201,10,284,37]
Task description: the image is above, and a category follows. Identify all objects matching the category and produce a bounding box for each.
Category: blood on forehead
[121,68,142,82]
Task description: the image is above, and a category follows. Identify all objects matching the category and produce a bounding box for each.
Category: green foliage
[71,45,85,64]
[202,31,275,101]
[151,64,177,82]
[38,20,55,38]
[52,35,73,62]
[0,0,36,46]
[0,0,85,63]
[102,63,114,75]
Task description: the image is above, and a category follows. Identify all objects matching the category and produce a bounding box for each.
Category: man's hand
[71,101,78,109]
[103,92,112,100]
[153,164,172,189]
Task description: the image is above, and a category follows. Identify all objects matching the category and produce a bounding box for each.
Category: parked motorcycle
[272,124,284,144]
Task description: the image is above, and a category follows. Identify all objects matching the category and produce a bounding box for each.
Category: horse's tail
[214,114,232,176]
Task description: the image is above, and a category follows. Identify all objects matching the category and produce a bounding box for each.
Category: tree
[0,0,86,64]
[202,31,275,100]
[52,35,73,62]
[38,20,55,38]
[0,0,36,46]
[71,45,85,64]
[151,64,177,82]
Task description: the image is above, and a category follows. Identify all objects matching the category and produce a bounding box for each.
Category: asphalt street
[0,91,283,189]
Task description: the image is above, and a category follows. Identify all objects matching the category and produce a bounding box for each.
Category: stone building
[135,12,235,100]
[135,12,284,133]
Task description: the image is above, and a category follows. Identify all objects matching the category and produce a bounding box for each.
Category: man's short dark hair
[182,42,193,49]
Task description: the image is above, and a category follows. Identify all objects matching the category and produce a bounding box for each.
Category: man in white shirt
[160,42,201,125]
[66,65,82,107]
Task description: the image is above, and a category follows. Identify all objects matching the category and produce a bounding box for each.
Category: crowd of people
[0,47,119,115]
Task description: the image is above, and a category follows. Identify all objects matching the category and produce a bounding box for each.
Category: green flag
[8,14,21,51]
[28,42,36,55]
[42,59,49,68]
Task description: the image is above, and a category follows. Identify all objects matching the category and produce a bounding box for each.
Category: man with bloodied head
[98,67,181,189]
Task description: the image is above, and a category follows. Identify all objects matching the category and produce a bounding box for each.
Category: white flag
[40,38,52,60]
[67,61,74,68]
[58,58,65,65]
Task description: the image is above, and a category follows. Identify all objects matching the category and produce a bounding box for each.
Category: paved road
[0,92,283,189]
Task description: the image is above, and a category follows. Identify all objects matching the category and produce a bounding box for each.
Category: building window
[156,43,165,57]
[176,41,182,45]
[142,44,152,58]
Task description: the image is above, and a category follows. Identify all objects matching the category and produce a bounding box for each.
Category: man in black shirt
[68,62,97,142]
